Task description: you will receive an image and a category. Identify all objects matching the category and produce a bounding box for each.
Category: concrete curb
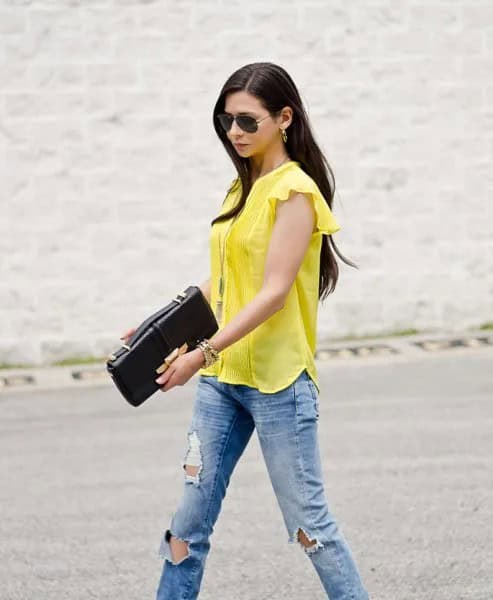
[1,329,492,394]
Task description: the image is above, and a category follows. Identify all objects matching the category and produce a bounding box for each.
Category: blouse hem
[198,366,319,395]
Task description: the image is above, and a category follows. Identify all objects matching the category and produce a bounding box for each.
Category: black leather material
[106,285,218,407]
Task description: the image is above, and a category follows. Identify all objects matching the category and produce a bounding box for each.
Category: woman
[123,62,369,599]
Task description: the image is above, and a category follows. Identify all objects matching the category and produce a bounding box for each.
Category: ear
[279,106,293,129]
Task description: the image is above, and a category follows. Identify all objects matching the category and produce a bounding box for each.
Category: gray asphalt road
[1,348,492,600]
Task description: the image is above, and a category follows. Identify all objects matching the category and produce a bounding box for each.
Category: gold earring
[280,128,288,143]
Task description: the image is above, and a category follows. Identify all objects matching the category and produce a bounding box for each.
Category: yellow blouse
[198,160,341,394]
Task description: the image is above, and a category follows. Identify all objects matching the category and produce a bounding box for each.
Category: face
[221,90,292,158]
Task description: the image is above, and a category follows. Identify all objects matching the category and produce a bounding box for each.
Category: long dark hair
[211,61,357,301]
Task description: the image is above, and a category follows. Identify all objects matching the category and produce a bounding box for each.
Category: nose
[229,118,243,137]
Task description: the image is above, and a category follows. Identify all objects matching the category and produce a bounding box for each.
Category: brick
[29,8,82,36]
[29,65,85,90]
[409,5,460,30]
[431,31,483,55]
[0,65,29,90]
[462,4,493,29]
[0,10,26,34]
[139,3,193,31]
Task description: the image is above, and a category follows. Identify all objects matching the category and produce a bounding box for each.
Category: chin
[241,147,257,158]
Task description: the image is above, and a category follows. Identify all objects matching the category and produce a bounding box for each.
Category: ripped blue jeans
[156,369,369,600]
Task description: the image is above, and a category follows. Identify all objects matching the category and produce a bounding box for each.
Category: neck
[249,148,291,183]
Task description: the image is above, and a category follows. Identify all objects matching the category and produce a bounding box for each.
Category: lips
[234,143,248,149]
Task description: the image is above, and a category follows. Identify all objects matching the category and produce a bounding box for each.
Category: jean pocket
[294,370,319,420]
[307,376,320,419]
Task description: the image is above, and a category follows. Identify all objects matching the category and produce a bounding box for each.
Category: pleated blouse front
[198,160,341,394]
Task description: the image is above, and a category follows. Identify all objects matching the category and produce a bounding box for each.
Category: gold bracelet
[197,338,220,368]
[198,339,220,367]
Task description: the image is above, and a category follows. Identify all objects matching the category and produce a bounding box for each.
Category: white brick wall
[1,1,492,366]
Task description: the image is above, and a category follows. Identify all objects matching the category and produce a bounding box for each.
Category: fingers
[156,367,177,390]
[120,327,137,341]
[155,370,170,386]
[157,377,170,391]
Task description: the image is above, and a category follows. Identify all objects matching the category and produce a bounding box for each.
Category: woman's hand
[155,348,205,392]
[120,327,137,343]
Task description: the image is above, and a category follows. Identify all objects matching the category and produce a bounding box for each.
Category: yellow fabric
[198,160,341,394]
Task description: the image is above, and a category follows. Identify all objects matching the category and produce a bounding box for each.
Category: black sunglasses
[216,113,271,134]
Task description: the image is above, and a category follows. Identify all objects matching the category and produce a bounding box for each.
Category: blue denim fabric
[156,368,369,600]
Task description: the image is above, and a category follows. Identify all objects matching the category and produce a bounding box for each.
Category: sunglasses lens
[237,116,258,133]
[217,114,233,132]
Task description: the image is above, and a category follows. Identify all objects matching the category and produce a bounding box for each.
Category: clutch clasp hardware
[107,342,131,362]
[155,342,189,375]
[172,291,187,304]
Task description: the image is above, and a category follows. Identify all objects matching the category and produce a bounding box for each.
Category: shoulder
[267,164,341,236]
[268,164,321,205]
[275,163,320,192]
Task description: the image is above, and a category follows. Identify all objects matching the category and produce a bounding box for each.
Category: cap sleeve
[267,171,341,236]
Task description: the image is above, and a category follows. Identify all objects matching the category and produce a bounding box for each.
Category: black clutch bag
[106,285,218,407]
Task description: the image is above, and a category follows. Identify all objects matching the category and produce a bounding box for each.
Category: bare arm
[206,191,315,354]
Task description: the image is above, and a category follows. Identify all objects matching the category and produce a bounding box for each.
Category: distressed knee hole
[159,529,191,565]
[182,431,202,484]
[295,527,324,555]
[169,533,190,564]
[298,528,317,548]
